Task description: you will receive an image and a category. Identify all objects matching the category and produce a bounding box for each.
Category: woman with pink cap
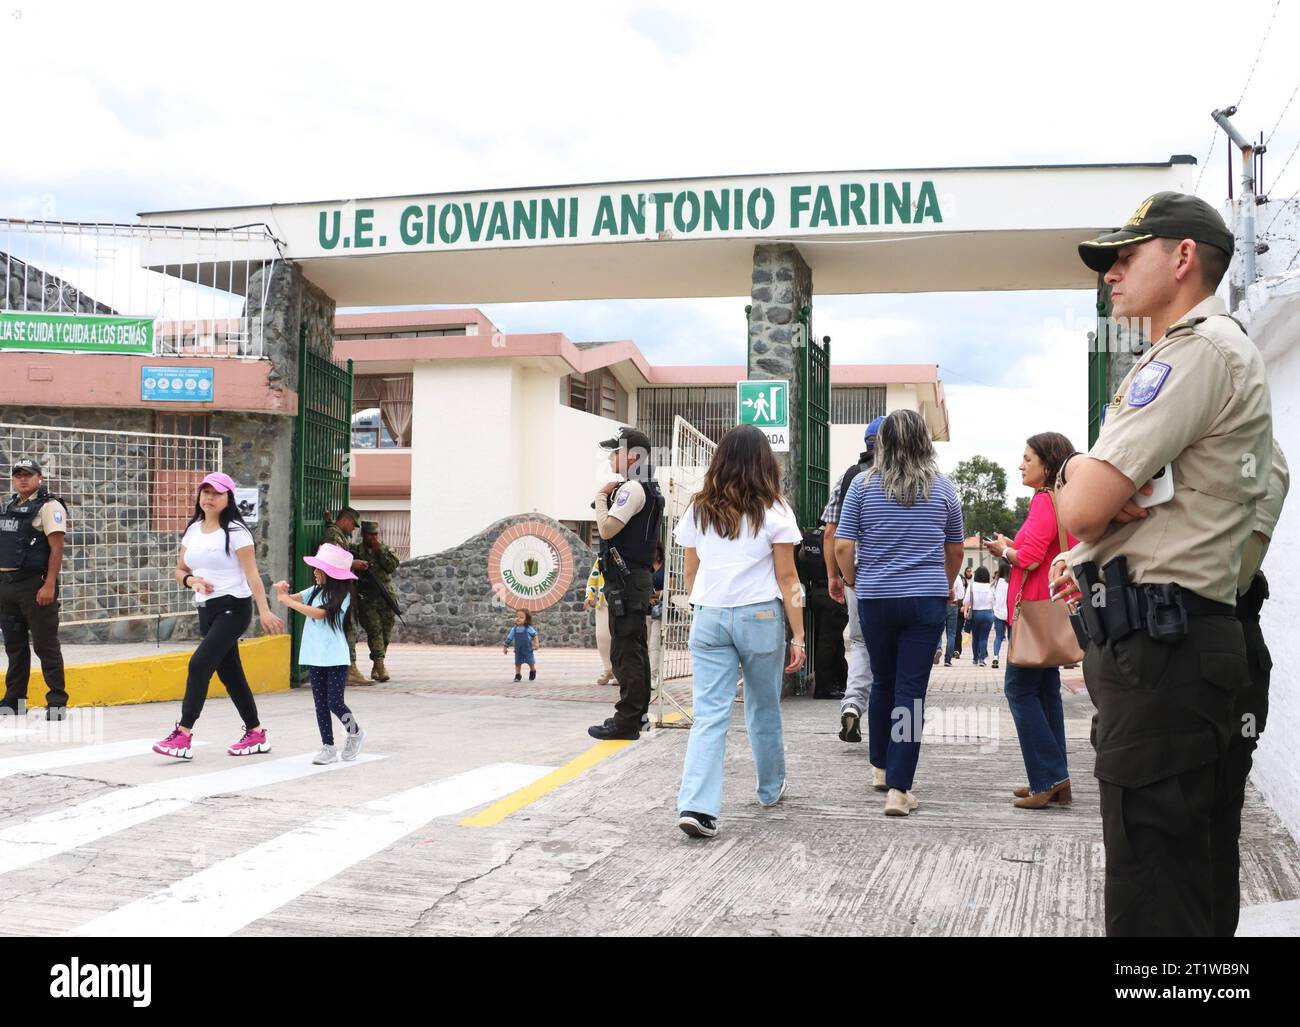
[272,543,367,764]
[153,472,285,760]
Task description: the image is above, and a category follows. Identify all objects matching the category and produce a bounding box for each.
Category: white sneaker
[872,766,888,792]
[312,745,338,765]
[342,728,367,761]
[884,788,919,816]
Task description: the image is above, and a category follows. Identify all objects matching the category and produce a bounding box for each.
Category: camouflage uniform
[356,534,400,661]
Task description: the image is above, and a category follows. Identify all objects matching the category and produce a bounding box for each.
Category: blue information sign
[142,366,214,402]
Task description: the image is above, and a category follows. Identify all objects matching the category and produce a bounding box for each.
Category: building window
[566,370,627,422]
[830,386,887,425]
[356,509,411,561]
[635,386,737,452]
[351,374,413,448]
[561,520,597,548]
[336,327,468,340]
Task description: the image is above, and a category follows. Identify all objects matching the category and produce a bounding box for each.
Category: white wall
[410,361,518,555]
[1242,276,1300,845]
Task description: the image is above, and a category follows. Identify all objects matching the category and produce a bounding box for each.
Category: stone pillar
[749,244,812,508]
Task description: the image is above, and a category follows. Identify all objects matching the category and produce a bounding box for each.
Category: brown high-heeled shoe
[1013,779,1071,809]
[1012,781,1072,803]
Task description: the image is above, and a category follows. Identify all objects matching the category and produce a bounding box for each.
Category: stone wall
[749,243,811,511]
[247,261,336,394]
[2,251,116,315]
[390,513,598,647]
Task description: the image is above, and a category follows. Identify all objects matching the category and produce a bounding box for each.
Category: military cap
[1078,191,1235,273]
[361,520,380,534]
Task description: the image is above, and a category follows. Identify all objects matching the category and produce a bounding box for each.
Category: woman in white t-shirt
[673,425,806,840]
[153,472,285,761]
[961,565,995,666]
[991,560,1010,669]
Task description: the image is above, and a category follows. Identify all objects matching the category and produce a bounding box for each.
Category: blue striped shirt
[836,472,965,599]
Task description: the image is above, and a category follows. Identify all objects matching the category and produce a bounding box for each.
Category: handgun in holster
[1072,560,1106,644]
[1142,582,1188,644]
[601,547,630,618]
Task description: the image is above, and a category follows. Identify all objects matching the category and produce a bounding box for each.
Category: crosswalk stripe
[0,739,209,779]
[69,762,553,937]
[0,752,386,877]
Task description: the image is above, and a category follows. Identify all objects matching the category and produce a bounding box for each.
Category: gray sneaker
[342,727,367,761]
[312,745,338,765]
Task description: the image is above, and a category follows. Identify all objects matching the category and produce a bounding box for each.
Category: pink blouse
[1007,490,1077,628]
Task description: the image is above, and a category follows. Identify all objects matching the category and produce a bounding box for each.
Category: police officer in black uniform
[0,458,70,719]
[800,521,848,699]
[587,428,664,741]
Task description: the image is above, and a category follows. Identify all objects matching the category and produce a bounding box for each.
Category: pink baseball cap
[200,472,237,494]
[304,542,357,580]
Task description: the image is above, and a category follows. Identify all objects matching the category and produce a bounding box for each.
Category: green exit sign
[737,379,789,451]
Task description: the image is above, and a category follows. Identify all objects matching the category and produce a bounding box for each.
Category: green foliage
[952,456,1031,539]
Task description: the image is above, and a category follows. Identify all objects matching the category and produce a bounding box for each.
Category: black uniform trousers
[610,565,654,731]
[808,583,848,697]
[1211,578,1271,937]
[1083,614,1248,937]
[0,573,68,709]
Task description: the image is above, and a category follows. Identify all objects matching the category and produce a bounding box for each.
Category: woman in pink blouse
[986,433,1079,809]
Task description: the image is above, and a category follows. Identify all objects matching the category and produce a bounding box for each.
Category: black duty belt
[0,569,41,583]
[1133,585,1234,620]
[1071,556,1236,647]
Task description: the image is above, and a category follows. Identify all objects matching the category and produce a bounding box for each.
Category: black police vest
[0,488,63,573]
[835,453,871,517]
[602,479,664,568]
[800,527,828,584]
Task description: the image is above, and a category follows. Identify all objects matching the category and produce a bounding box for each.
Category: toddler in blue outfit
[504,609,539,681]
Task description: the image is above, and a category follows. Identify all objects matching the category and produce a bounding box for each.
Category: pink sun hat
[200,471,237,493]
[304,543,357,580]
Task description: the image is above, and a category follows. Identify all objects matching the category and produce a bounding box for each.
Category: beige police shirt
[1072,296,1271,606]
[0,496,68,571]
[1238,442,1289,590]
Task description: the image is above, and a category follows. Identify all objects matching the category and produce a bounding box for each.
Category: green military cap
[1078,191,1235,273]
[361,520,380,534]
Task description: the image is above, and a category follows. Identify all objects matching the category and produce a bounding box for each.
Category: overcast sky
[6,0,1299,502]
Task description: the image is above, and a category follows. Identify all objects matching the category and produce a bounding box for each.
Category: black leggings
[181,594,260,731]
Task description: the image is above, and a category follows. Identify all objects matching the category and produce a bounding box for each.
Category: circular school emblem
[487,520,575,612]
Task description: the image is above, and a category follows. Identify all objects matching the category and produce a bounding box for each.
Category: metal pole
[1211,107,1263,306]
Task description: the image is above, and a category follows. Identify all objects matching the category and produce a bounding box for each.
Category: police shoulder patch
[614,487,630,507]
[1127,360,1172,408]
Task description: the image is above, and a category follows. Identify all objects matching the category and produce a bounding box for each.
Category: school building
[337,307,950,557]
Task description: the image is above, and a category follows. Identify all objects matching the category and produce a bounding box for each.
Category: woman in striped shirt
[834,410,966,817]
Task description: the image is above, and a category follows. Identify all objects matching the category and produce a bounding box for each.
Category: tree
[951,456,1009,539]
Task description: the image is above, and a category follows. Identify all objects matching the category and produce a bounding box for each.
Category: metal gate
[656,415,718,727]
[796,306,831,529]
[1087,285,1112,448]
[291,322,354,671]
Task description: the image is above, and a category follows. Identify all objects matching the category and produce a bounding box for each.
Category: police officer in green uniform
[0,458,70,719]
[1052,192,1271,936]
[587,428,664,741]
[322,505,371,685]
[1214,443,1287,935]
[356,520,400,683]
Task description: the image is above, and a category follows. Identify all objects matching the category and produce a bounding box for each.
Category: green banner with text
[0,311,154,354]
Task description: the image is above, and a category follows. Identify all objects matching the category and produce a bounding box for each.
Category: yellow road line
[461,707,693,827]
[460,740,632,827]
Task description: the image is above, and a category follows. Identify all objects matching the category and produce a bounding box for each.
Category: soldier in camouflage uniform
[356,520,400,682]
[322,506,370,685]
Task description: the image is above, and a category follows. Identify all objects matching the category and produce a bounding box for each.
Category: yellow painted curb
[25,635,291,708]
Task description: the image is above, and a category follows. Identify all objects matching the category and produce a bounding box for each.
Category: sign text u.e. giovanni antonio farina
[315,177,944,254]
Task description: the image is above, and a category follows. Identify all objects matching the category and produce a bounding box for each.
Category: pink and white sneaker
[153,725,193,760]
[227,727,270,756]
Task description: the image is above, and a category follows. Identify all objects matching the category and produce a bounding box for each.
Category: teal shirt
[298,588,351,667]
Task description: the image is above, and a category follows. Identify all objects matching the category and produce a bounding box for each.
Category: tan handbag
[1007,491,1084,669]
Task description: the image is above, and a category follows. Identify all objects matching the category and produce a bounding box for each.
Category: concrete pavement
[0,643,1296,936]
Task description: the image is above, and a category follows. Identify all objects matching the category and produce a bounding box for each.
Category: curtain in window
[378,376,414,446]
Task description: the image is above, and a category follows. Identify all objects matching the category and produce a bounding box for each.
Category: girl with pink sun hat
[272,543,367,764]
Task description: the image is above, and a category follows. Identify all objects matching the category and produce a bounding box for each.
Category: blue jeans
[943,604,960,663]
[1003,663,1069,793]
[859,595,946,792]
[678,599,787,817]
[968,609,993,663]
[993,617,1008,658]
